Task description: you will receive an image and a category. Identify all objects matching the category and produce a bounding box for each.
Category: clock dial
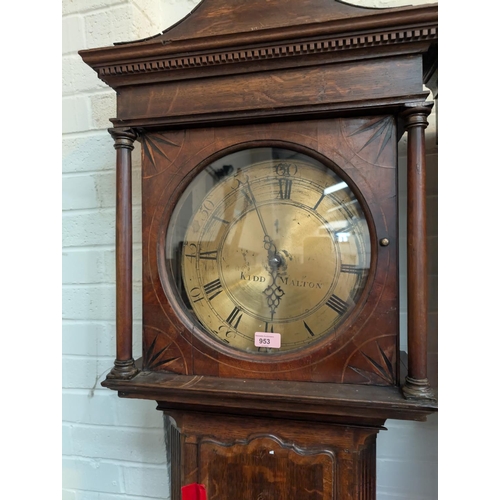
[166,147,371,354]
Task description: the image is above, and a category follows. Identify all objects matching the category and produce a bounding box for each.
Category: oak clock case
[79,1,438,498]
[164,146,371,355]
[148,119,399,384]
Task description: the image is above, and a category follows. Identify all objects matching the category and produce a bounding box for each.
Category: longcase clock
[80,1,438,498]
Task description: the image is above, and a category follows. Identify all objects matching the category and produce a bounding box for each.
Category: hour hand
[263,266,285,318]
[263,235,277,260]
[262,239,286,316]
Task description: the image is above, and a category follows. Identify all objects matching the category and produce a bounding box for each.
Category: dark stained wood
[104,367,436,424]
[79,1,438,80]
[143,118,399,384]
[106,128,138,380]
[162,410,382,500]
[164,416,182,500]
[401,103,435,400]
[200,436,335,499]
[79,1,438,129]
[153,0,435,43]
[115,56,423,126]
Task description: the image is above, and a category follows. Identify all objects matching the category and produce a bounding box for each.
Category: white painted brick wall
[62,2,172,499]
[62,1,438,499]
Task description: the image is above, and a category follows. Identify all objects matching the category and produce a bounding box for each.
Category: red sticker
[181,483,207,500]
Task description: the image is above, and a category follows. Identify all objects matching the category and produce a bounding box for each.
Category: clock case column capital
[401,102,433,129]
[108,126,138,149]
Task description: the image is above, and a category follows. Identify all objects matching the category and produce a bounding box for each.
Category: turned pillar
[106,127,139,380]
[401,103,435,400]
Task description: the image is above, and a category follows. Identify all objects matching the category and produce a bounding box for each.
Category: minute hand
[245,181,278,261]
[244,180,271,241]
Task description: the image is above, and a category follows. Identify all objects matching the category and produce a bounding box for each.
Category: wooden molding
[96,25,437,83]
[105,369,437,423]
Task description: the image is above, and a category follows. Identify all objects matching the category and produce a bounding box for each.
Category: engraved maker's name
[240,272,323,289]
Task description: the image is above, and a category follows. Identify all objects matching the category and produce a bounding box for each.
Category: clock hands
[263,250,285,321]
[242,178,270,237]
[244,180,286,318]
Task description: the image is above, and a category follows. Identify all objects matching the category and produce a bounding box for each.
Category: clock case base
[165,411,379,500]
[103,365,436,500]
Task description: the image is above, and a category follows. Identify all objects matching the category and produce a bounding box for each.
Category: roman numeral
[325,294,349,315]
[303,321,315,337]
[199,250,218,260]
[184,244,218,261]
[313,193,325,210]
[278,178,292,199]
[227,306,243,328]
[340,264,363,274]
[203,279,223,301]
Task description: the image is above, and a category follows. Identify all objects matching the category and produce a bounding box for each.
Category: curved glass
[165,147,371,354]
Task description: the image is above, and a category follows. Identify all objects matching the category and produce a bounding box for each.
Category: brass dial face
[165,147,371,355]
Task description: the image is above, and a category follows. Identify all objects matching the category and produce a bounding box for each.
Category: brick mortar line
[62,284,141,290]
[62,453,167,467]
[62,421,163,431]
[62,88,115,99]
[62,167,141,178]
[62,244,142,251]
[62,488,166,500]
[62,204,142,215]
[62,319,142,323]
[62,243,143,249]
[63,354,116,360]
